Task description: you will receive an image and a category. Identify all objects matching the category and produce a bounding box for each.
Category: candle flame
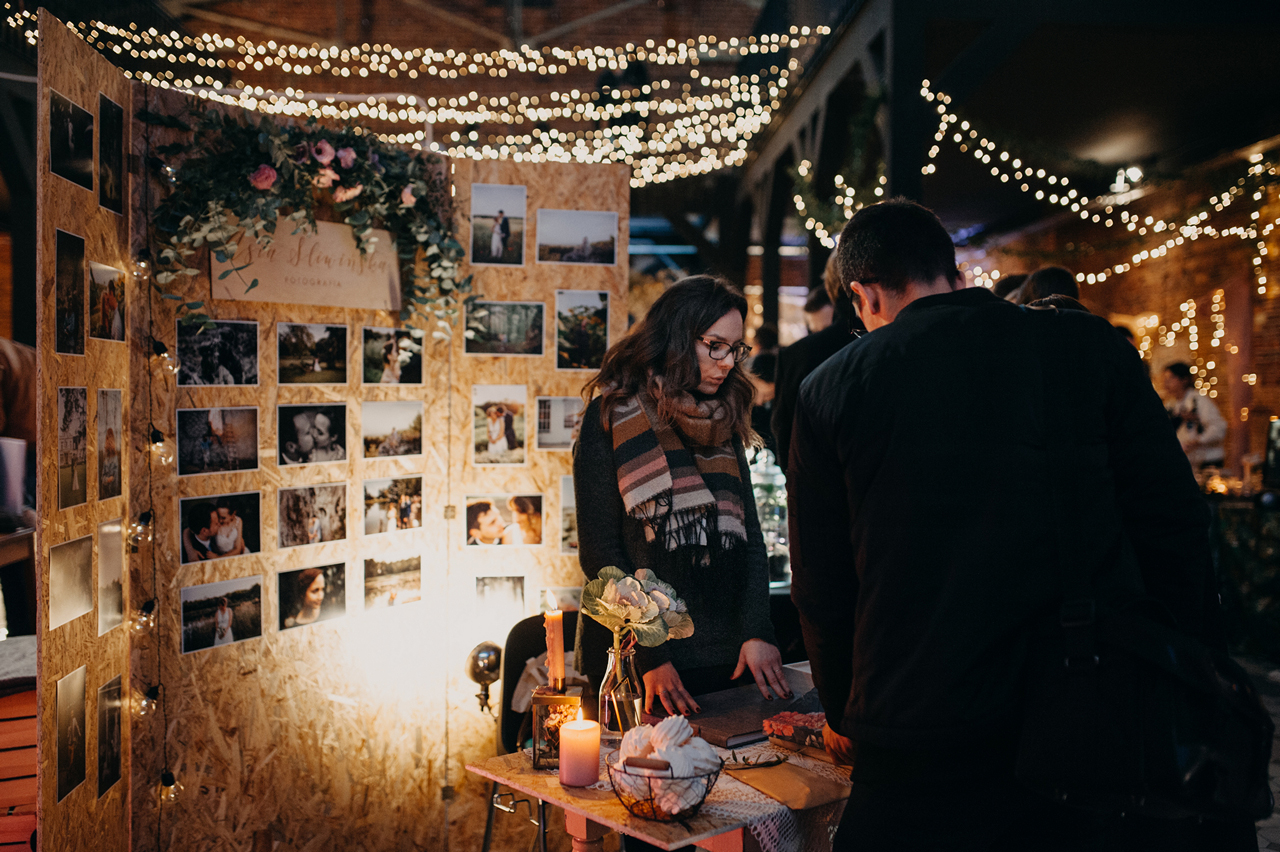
[543,590,560,613]
[577,708,584,722]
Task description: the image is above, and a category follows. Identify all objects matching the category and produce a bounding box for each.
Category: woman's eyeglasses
[696,336,753,363]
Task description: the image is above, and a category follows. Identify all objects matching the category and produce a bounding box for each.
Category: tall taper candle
[544,606,565,689]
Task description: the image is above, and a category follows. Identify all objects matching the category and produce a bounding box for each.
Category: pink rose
[312,139,336,165]
[399,185,417,208]
[248,164,277,190]
[336,147,356,169]
[333,183,364,203]
[312,168,339,188]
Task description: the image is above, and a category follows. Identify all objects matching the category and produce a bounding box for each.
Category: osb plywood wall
[36,11,133,851]
[122,81,629,850]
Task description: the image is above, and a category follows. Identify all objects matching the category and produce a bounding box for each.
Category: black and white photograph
[179,492,261,565]
[536,209,618,265]
[561,475,578,555]
[49,534,93,630]
[278,404,347,465]
[364,555,421,609]
[177,320,259,386]
[97,519,124,636]
[555,290,609,370]
[98,93,124,214]
[97,389,122,500]
[535,396,584,450]
[363,476,423,535]
[279,483,347,548]
[362,327,424,384]
[464,300,544,356]
[278,563,346,631]
[88,262,126,342]
[49,89,93,190]
[472,384,526,465]
[470,183,526,265]
[542,587,582,612]
[97,675,122,797]
[476,576,526,638]
[56,229,85,355]
[465,494,542,545]
[57,666,86,802]
[58,387,88,509]
[180,574,263,654]
[362,401,422,457]
[177,407,260,477]
[277,322,348,384]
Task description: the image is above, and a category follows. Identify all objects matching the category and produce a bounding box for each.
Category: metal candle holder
[531,685,582,770]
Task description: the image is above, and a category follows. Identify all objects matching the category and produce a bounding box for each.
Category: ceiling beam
[398,0,513,49]
[175,7,338,47]
[525,0,650,48]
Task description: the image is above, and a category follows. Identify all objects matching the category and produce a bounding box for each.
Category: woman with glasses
[574,275,790,724]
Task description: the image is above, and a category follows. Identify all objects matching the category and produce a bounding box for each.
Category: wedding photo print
[97,519,124,636]
[465,494,542,545]
[56,666,86,802]
[88,262,126,342]
[278,404,347,465]
[277,322,348,384]
[555,290,609,370]
[177,320,259,386]
[58,387,87,509]
[98,93,124,214]
[364,555,422,609]
[472,384,526,465]
[177,407,260,477]
[536,209,618,265]
[50,89,93,190]
[49,534,92,630]
[97,676,123,797]
[55,229,85,355]
[278,563,345,630]
[362,401,422,457]
[470,183,526,265]
[97,389,122,500]
[180,574,263,654]
[179,492,261,564]
[362,327,424,384]
[535,396,584,450]
[464,300,544,356]
[279,483,347,548]
[363,476,423,535]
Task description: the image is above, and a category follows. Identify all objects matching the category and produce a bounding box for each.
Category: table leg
[563,810,609,852]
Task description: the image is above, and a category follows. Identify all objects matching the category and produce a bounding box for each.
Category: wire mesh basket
[605,751,724,822]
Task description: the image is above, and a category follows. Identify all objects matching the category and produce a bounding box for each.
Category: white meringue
[619,725,655,760]
[650,714,694,750]
[681,736,722,774]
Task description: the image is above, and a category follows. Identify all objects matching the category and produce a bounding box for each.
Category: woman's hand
[732,639,792,700]
[823,723,855,766]
[642,662,701,716]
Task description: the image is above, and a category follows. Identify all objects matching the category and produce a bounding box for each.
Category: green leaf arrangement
[142,103,474,335]
[580,567,695,650]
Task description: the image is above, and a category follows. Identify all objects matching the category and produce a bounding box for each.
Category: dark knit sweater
[573,396,777,682]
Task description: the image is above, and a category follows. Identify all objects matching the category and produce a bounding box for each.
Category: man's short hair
[991,273,1027,300]
[186,502,217,536]
[466,500,493,534]
[835,199,958,293]
[1021,266,1079,302]
[804,287,832,314]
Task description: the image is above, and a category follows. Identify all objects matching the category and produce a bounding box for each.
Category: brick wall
[959,170,1280,472]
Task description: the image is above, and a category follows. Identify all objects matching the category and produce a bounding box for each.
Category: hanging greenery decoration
[788,93,885,248]
[141,104,472,336]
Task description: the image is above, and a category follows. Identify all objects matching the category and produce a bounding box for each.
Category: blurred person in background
[803,287,834,333]
[1006,266,1079,305]
[748,323,780,457]
[1162,362,1226,468]
[991,272,1027,300]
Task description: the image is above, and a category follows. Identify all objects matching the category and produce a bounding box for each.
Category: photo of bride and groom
[470,183,525,266]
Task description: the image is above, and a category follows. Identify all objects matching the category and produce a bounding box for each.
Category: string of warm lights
[792,159,887,248]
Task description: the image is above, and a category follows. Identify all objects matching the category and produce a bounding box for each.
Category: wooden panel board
[35,11,133,852]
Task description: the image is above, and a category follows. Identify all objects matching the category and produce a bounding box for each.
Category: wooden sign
[211,220,401,311]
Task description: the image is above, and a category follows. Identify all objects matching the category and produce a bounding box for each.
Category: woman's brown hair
[582,275,759,446]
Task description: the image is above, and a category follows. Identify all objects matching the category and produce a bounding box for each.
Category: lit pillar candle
[559,717,601,787]
[544,594,565,688]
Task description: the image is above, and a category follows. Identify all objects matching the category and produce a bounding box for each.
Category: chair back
[496,611,578,755]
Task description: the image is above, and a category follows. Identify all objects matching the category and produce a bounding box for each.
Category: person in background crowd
[788,199,1245,850]
[1115,324,1139,349]
[991,272,1027,300]
[803,287,834,333]
[1162,361,1227,468]
[1006,265,1079,305]
[771,245,865,466]
[747,323,780,457]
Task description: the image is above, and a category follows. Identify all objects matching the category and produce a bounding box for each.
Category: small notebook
[648,665,821,749]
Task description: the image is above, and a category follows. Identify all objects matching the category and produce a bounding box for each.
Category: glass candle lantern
[531,686,583,770]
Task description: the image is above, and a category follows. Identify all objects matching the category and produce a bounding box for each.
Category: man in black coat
[787,199,1248,850]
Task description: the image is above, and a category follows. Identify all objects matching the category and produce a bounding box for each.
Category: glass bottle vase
[599,633,643,741]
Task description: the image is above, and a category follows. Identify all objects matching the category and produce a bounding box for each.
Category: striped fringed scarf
[610,387,747,552]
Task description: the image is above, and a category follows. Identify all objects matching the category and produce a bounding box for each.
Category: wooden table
[467,750,761,852]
